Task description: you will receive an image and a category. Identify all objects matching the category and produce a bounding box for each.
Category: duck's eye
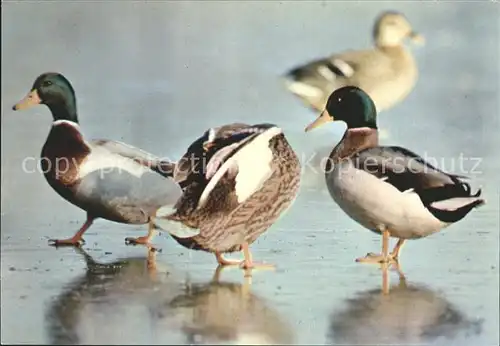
[42,81,53,87]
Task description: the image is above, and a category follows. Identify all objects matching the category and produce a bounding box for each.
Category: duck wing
[284,48,411,112]
[154,124,282,237]
[197,124,280,207]
[72,139,182,222]
[91,139,176,178]
[172,123,268,187]
[352,146,485,223]
[286,52,359,86]
[284,49,381,99]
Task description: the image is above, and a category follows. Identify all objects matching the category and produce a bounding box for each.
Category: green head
[304,86,377,132]
[12,72,78,123]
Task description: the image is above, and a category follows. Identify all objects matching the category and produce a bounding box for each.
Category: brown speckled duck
[153,123,301,270]
[12,72,182,248]
[284,11,424,113]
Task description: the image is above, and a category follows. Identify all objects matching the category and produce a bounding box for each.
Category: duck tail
[282,65,325,101]
[418,182,485,223]
[152,205,201,239]
[284,65,307,82]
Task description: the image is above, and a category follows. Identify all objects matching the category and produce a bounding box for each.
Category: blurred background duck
[12,72,182,248]
[153,123,301,270]
[284,11,424,114]
[305,86,485,264]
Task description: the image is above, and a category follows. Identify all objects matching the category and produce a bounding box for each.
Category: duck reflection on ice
[46,251,291,345]
[45,248,178,345]
[152,266,294,345]
[328,263,483,345]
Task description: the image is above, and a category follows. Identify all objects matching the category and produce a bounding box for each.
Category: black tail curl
[416,181,482,207]
[417,181,485,223]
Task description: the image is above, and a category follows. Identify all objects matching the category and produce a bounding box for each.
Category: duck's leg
[125,214,157,249]
[48,215,94,247]
[390,239,406,261]
[355,229,395,264]
[215,251,243,266]
[239,242,275,272]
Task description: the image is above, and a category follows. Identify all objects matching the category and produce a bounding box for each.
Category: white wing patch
[285,81,323,98]
[317,65,337,82]
[207,128,216,142]
[205,132,259,180]
[198,126,282,207]
[331,58,355,78]
[430,197,483,211]
[78,146,148,179]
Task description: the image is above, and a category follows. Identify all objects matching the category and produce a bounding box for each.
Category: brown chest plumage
[41,122,90,187]
[325,128,379,173]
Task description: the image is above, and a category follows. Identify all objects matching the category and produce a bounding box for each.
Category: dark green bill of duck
[304,110,334,132]
[12,89,41,111]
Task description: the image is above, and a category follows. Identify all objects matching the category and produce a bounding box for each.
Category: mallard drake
[12,72,182,247]
[284,11,423,113]
[304,86,485,264]
[153,123,301,269]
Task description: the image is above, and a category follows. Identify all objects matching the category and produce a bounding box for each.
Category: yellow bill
[12,89,41,111]
[304,110,334,132]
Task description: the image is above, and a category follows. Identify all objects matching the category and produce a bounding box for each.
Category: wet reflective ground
[1,2,499,345]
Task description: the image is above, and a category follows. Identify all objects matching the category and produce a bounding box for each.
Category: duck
[304,86,485,264]
[284,11,424,114]
[153,122,301,270]
[12,72,183,248]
